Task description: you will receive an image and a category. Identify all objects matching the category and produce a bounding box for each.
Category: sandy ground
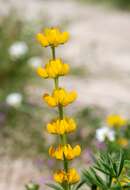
[0,0,130,189]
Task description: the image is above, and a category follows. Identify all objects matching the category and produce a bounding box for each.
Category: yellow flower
[54,170,66,184]
[49,144,81,160]
[54,168,80,184]
[120,177,130,186]
[67,168,80,184]
[107,115,127,128]
[117,138,128,147]
[36,33,49,47]
[43,88,77,107]
[37,59,69,79]
[36,27,69,47]
[47,117,76,135]
[113,177,130,186]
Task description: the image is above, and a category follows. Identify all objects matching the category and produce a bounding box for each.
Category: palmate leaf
[108,154,117,177]
[90,168,108,189]
[46,183,64,190]
[82,151,126,190]
[94,165,110,175]
[94,161,111,176]
[82,168,108,190]
[82,169,98,187]
[95,153,116,177]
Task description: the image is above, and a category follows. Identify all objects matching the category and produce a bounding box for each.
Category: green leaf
[46,183,64,190]
[82,168,108,189]
[94,166,110,176]
[90,168,108,189]
[108,154,117,177]
[124,160,130,168]
[73,181,85,190]
[117,150,124,177]
[82,169,98,187]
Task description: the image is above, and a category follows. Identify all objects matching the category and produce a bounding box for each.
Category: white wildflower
[27,56,43,69]
[9,41,28,59]
[6,93,23,107]
[96,126,115,142]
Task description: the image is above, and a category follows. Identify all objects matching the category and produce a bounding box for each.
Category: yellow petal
[37,67,48,78]
[36,33,49,47]
[43,94,57,107]
[73,145,81,157]
[49,146,55,157]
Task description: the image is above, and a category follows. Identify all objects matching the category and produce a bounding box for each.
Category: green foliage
[111,0,130,9]
[46,182,84,190]
[81,0,130,10]
[80,151,130,190]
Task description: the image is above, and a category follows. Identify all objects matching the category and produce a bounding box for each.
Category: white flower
[27,56,43,69]
[9,41,28,59]
[96,126,115,142]
[6,93,23,107]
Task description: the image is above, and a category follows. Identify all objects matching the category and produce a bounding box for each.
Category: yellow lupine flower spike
[37,59,69,79]
[54,168,80,184]
[43,88,77,107]
[36,27,69,47]
[47,117,76,135]
[107,114,127,128]
[49,144,81,160]
[36,27,80,187]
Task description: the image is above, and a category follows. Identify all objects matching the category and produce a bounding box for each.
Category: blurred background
[0,0,130,189]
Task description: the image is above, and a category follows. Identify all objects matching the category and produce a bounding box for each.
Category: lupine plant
[25,28,130,190]
[36,28,81,190]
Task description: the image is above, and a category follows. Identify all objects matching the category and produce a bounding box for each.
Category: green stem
[51,46,69,189]
[68,185,71,190]
[51,46,56,59]
[54,77,59,89]
[58,102,67,145]
[63,183,69,190]
[58,104,63,119]
[63,154,68,172]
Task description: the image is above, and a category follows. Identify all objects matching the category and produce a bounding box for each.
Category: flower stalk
[36,27,81,190]
[51,46,68,178]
